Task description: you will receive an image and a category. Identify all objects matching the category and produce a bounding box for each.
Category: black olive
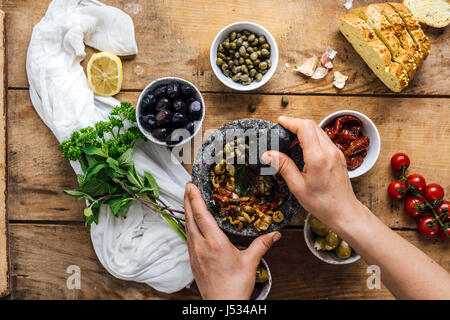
[155,109,172,125]
[188,100,202,120]
[151,127,170,141]
[185,121,195,134]
[155,98,171,111]
[181,84,194,97]
[172,100,187,113]
[172,112,188,126]
[153,85,168,98]
[167,81,180,99]
[140,93,156,114]
[139,114,156,131]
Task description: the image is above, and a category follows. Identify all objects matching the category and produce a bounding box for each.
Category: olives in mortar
[216,30,271,85]
[138,80,203,143]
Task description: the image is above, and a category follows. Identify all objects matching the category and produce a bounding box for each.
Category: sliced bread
[353,6,418,78]
[389,2,431,57]
[404,0,450,28]
[370,3,425,66]
[338,14,409,92]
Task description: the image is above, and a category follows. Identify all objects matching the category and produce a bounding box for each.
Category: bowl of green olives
[136,77,205,147]
[304,213,360,264]
[210,22,278,91]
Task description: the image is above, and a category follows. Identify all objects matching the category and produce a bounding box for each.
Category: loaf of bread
[338,14,409,92]
[338,2,430,92]
[404,0,450,28]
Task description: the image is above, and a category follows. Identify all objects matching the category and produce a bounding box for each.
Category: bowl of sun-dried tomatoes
[319,110,380,179]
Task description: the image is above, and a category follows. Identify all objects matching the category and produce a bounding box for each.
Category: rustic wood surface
[1,0,449,300]
[0,10,9,298]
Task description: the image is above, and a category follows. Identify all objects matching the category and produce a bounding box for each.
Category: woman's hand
[184,182,281,300]
[262,116,362,232]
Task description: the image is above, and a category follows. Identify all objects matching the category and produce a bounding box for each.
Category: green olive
[314,237,327,251]
[336,240,352,260]
[308,216,329,237]
[256,266,268,283]
[325,231,340,250]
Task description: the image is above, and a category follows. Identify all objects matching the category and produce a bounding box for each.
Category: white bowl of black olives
[137,77,205,146]
[210,21,278,91]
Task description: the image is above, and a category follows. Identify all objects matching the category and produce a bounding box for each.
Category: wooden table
[1,0,449,299]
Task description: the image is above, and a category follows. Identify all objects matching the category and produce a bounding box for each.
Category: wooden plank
[8,224,449,299]
[0,10,9,298]
[7,90,450,230]
[1,0,449,95]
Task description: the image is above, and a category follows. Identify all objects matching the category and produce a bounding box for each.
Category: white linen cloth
[26,0,194,293]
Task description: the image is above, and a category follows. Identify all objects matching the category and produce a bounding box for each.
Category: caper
[336,240,352,259]
[228,60,234,67]
[226,56,232,61]
[250,52,258,61]
[309,216,329,237]
[239,46,246,56]
[248,34,256,42]
[255,73,263,82]
[216,58,224,66]
[240,74,250,82]
[241,65,248,74]
[247,64,254,70]
[325,232,339,250]
[261,43,270,50]
[218,44,225,53]
[245,58,252,65]
[243,30,250,36]
[261,48,270,58]
[259,61,268,70]
[258,35,266,44]
[251,39,259,46]
[281,96,289,107]
[223,41,230,50]
[236,32,242,38]
[250,68,257,77]
[261,69,267,75]
[248,102,257,113]
[218,52,226,60]
[230,42,237,50]
[221,63,228,71]
[233,58,240,66]
[234,51,240,59]
[223,69,231,77]
[242,41,249,48]
[266,59,272,68]
[236,39,243,47]
[246,47,254,54]
[256,266,268,283]
[232,73,241,82]
[232,66,241,74]
[239,57,245,65]
[230,31,237,41]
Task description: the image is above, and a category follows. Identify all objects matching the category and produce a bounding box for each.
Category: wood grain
[1,0,449,95]
[8,224,449,299]
[7,90,450,230]
[0,10,9,298]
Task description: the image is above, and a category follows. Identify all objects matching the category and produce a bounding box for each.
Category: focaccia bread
[338,14,409,92]
[404,0,450,28]
[338,3,430,92]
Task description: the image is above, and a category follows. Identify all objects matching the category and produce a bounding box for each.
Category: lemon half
[87,52,123,97]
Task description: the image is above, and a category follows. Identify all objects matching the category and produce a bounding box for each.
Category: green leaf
[81,178,110,197]
[126,166,143,187]
[234,165,250,196]
[64,190,94,202]
[82,146,107,158]
[109,196,133,216]
[84,162,107,182]
[84,206,93,217]
[162,216,187,242]
[106,157,120,170]
[117,148,134,168]
[144,171,159,197]
[77,174,85,188]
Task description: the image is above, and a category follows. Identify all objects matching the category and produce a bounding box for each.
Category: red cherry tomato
[439,225,450,241]
[390,153,410,173]
[388,181,408,200]
[406,174,426,194]
[436,200,450,223]
[418,216,439,238]
[404,196,425,218]
[424,184,445,205]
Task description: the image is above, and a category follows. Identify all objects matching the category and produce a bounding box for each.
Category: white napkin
[26,0,194,294]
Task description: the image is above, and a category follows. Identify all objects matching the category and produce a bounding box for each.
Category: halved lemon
[87,52,123,97]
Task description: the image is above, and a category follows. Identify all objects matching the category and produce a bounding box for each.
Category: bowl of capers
[304,213,361,265]
[210,21,278,91]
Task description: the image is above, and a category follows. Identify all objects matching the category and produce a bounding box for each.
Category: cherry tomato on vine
[418,216,439,238]
[406,174,426,195]
[390,153,410,173]
[424,184,445,205]
[404,196,425,218]
[388,181,408,200]
[436,200,450,223]
[439,225,450,241]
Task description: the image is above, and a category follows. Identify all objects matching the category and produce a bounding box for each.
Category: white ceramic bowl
[210,21,279,91]
[319,110,381,179]
[136,77,205,147]
[304,213,361,265]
